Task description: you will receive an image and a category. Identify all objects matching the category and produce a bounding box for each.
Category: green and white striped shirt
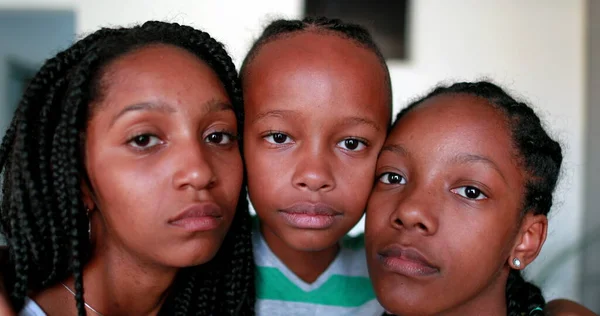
[253,223,384,316]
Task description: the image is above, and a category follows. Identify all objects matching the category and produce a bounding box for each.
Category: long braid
[1,21,255,315]
[37,77,67,285]
[0,29,122,314]
[507,270,545,316]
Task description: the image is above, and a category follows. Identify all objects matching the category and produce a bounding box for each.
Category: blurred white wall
[0,0,588,303]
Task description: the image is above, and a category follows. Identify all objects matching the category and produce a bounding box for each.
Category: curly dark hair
[391,81,563,316]
[240,16,393,119]
[0,21,254,315]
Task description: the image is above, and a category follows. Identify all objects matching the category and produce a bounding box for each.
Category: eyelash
[126,129,237,152]
[377,172,407,185]
[127,133,164,152]
[261,131,369,152]
[337,137,369,152]
[204,130,238,146]
[263,131,294,145]
[451,186,488,200]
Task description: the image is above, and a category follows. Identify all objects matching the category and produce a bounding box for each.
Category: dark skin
[31,44,243,315]
[546,300,598,316]
[366,94,548,316]
[243,31,390,283]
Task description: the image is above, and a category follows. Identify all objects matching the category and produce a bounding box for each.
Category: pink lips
[168,202,223,232]
[378,245,440,277]
[279,202,342,229]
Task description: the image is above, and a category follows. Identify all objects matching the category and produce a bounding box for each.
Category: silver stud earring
[512,257,522,268]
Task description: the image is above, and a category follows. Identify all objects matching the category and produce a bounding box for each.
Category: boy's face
[242,31,390,252]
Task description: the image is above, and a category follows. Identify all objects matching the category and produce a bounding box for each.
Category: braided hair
[240,16,393,118]
[391,81,562,316]
[0,21,255,315]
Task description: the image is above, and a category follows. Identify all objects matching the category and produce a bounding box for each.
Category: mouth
[377,245,440,278]
[278,202,342,229]
[168,202,223,232]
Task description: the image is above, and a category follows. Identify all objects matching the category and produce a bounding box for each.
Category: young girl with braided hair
[366,81,576,316]
[0,21,254,316]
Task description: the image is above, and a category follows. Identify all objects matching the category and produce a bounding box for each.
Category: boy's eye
[378,172,406,185]
[129,134,163,149]
[338,138,366,151]
[451,186,488,200]
[264,132,292,144]
[205,132,234,145]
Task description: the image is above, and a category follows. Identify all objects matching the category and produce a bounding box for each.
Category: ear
[508,213,548,270]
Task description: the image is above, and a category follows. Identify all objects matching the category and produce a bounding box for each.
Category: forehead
[245,31,384,85]
[101,44,218,87]
[243,31,389,122]
[94,44,228,111]
[388,94,517,163]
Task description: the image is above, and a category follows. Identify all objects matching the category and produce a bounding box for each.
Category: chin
[379,298,429,316]
[283,229,342,252]
[164,238,224,267]
[375,287,437,316]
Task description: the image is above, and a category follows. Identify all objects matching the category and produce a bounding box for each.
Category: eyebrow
[250,110,381,131]
[380,143,409,157]
[203,98,234,112]
[338,116,381,131]
[251,109,299,124]
[452,153,508,183]
[110,99,233,127]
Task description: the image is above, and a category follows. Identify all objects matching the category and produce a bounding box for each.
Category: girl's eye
[337,138,367,151]
[128,134,163,149]
[378,172,407,185]
[452,186,488,200]
[205,132,235,145]
[264,132,292,144]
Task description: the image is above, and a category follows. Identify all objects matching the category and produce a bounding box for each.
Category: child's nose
[390,187,439,236]
[291,155,335,192]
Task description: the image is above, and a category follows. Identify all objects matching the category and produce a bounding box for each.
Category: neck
[435,269,509,316]
[260,225,339,284]
[67,241,178,315]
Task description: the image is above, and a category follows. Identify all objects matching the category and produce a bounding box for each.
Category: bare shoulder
[546,299,598,316]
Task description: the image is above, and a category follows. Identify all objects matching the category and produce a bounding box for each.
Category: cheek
[244,143,290,203]
[213,150,244,207]
[338,155,378,210]
[91,157,167,220]
[365,191,393,238]
[440,212,514,284]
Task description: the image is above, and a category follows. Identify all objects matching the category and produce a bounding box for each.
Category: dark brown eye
[452,186,487,200]
[134,135,150,147]
[338,138,366,151]
[378,172,406,185]
[345,139,358,150]
[205,132,233,144]
[208,133,223,143]
[465,187,480,199]
[273,133,287,143]
[265,132,290,144]
[129,134,161,149]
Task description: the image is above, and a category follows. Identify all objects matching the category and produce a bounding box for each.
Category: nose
[291,142,335,192]
[390,186,438,235]
[172,142,217,191]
